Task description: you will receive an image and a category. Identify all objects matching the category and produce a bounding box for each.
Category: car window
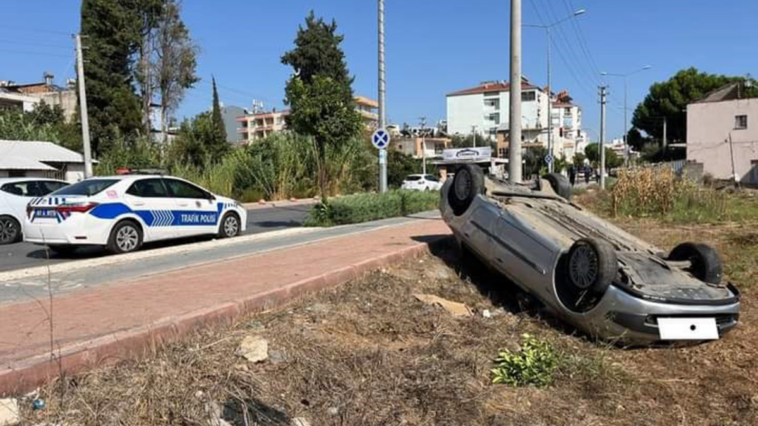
[405,176,421,181]
[37,181,68,195]
[424,175,439,182]
[52,179,119,196]
[1,182,32,196]
[126,179,169,198]
[164,178,208,199]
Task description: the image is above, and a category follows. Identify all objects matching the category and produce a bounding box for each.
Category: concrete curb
[0,235,448,396]
[243,198,318,210]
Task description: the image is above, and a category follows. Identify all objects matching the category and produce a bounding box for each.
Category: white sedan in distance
[0,178,68,244]
[24,172,247,254]
[401,174,443,191]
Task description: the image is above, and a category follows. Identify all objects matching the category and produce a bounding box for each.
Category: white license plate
[658,317,719,340]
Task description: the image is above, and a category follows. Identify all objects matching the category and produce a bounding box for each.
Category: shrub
[611,167,727,222]
[304,190,439,227]
[491,334,558,387]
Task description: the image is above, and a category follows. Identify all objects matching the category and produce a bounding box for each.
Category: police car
[24,173,247,254]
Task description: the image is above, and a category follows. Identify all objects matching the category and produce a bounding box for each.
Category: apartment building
[236,109,289,143]
[446,79,586,161]
[0,73,77,121]
[236,96,380,143]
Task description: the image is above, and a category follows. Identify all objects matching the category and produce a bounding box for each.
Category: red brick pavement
[0,218,450,396]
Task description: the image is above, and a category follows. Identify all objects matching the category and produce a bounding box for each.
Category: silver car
[440,165,740,346]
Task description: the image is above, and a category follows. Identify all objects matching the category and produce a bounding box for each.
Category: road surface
[0,204,311,273]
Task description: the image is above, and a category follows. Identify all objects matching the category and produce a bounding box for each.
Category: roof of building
[692,82,756,104]
[447,81,540,97]
[354,96,378,108]
[0,141,87,170]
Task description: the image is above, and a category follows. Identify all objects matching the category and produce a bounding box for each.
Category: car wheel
[543,173,572,200]
[668,242,723,284]
[567,238,617,294]
[219,212,241,238]
[0,216,21,245]
[449,164,485,216]
[107,220,143,254]
[48,245,78,256]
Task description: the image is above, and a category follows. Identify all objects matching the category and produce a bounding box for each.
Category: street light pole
[420,116,427,175]
[601,65,651,167]
[508,0,522,183]
[525,9,585,175]
[378,0,388,193]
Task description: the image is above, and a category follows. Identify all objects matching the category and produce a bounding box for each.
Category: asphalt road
[0,204,312,273]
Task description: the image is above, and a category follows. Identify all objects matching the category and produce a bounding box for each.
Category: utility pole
[508,0,522,183]
[420,116,427,175]
[662,117,667,153]
[546,25,553,173]
[377,0,388,193]
[601,65,651,166]
[471,125,477,147]
[75,34,93,178]
[599,85,607,189]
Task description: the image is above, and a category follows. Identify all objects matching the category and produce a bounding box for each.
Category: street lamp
[601,65,652,166]
[525,9,586,173]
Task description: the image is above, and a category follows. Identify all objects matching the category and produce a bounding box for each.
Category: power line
[0,48,70,58]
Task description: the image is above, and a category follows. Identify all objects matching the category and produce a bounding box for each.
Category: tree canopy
[632,67,757,144]
[584,143,622,169]
[282,12,362,199]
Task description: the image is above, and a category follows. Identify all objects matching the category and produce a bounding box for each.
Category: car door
[124,178,178,242]
[491,207,553,284]
[162,178,218,238]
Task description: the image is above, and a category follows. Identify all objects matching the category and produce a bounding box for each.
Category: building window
[735,115,748,129]
[521,91,536,102]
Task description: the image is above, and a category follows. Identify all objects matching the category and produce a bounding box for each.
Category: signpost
[371,128,390,149]
[545,154,554,166]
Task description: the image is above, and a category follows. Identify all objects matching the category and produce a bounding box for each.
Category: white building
[446,79,586,162]
[0,140,89,182]
[687,83,758,184]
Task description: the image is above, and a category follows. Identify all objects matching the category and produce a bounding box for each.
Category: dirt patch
[20,221,758,425]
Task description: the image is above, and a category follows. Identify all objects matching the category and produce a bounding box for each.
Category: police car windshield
[52,179,119,197]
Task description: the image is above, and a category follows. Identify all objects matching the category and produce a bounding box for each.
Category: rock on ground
[237,335,268,363]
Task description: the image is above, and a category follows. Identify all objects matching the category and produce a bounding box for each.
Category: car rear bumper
[24,214,112,246]
[577,285,741,345]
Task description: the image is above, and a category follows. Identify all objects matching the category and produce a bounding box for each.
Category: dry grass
[19,201,758,426]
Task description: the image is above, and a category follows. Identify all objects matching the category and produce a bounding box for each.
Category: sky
[1,0,756,141]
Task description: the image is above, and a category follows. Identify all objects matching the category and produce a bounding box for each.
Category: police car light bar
[116,168,167,175]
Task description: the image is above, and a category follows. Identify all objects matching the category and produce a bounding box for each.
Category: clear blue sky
[1,0,756,141]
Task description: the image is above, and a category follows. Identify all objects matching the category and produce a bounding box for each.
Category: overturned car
[440,165,740,345]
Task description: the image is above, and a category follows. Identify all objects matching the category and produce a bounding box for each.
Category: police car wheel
[220,213,240,238]
[107,221,143,254]
[0,216,21,245]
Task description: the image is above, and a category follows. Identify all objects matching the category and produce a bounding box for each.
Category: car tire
[0,216,21,245]
[107,220,143,254]
[449,164,485,216]
[48,245,78,256]
[543,173,572,200]
[219,212,241,238]
[567,238,617,295]
[668,242,723,284]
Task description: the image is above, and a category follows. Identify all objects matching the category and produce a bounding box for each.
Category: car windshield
[52,179,119,197]
[405,176,422,181]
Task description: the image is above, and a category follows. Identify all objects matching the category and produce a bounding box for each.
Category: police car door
[124,178,177,242]
[163,178,218,238]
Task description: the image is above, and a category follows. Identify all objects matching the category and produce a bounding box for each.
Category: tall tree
[152,0,199,143]
[211,76,227,143]
[134,0,165,136]
[80,0,145,154]
[632,67,757,144]
[585,143,622,169]
[282,12,362,200]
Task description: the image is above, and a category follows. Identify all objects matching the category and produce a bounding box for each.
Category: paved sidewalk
[0,216,450,395]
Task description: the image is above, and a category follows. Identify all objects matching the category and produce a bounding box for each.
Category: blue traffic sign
[545,154,554,165]
[371,128,391,149]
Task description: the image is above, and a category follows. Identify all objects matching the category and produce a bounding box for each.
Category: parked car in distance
[24,173,247,255]
[0,178,69,244]
[401,174,443,191]
[440,164,740,346]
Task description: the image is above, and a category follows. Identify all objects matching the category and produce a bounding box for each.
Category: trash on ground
[413,293,473,317]
[237,335,269,363]
[0,398,19,426]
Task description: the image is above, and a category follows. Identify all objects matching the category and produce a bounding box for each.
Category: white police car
[24,174,247,254]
